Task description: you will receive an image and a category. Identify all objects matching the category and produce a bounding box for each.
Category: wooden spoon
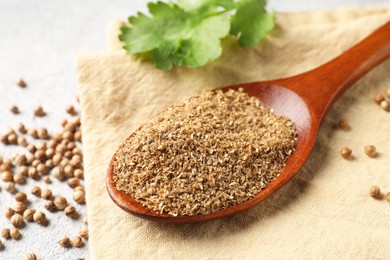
[107,21,390,223]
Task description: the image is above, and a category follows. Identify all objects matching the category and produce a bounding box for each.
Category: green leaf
[230,0,274,46]
[119,0,274,69]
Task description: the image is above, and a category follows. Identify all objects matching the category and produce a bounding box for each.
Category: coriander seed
[71,236,84,248]
[369,185,381,199]
[37,163,48,174]
[27,128,39,139]
[33,211,46,224]
[23,209,36,222]
[10,228,21,239]
[58,236,71,248]
[24,252,37,260]
[375,94,385,104]
[34,106,46,117]
[364,145,377,158]
[28,168,39,180]
[11,214,24,228]
[18,166,29,176]
[31,186,41,197]
[79,228,88,239]
[67,177,80,188]
[64,165,74,177]
[15,192,27,202]
[1,228,10,239]
[6,182,16,193]
[18,122,27,133]
[14,201,26,214]
[64,205,77,218]
[74,169,84,179]
[1,170,13,182]
[380,100,390,111]
[5,207,14,219]
[17,136,27,146]
[53,166,65,180]
[10,105,19,114]
[41,189,52,200]
[54,196,68,210]
[66,104,77,115]
[340,147,352,159]
[42,176,51,184]
[16,79,26,88]
[13,172,26,184]
[44,200,57,212]
[15,154,27,166]
[38,128,49,139]
[73,190,85,204]
[7,133,17,144]
[338,119,349,130]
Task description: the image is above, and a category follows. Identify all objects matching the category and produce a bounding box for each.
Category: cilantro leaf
[119,0,274,69]
[230,0,274,46]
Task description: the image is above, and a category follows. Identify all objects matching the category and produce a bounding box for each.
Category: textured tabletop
[0,0,389,259]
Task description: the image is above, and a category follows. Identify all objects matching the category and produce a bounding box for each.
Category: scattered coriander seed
[62,130,74,141]
[1,228,10,239]
[74,169,84,179]
[11,214,24,228]
[27,128,39,139]
[34,106,46,117]
[52,154,62,165]
[67,177,80,188]
[74,186,84,193]
[10,228,21,239]
[23,209,36,222]
[380,100,390,111]
[18,122,27,133]
[64,165,74,178]
[4,207,14,219]
[28,168,39,180]
[38,128,49,139]
[74,131,82,142]
[338,120,350,130]
[53,166,65,181]
[45,159,54,168]
[26,154,35,164]
[42,176,52,184]
[6,182,16,193]
[13,172,26,184]
[45,148,55,158]
[1,170,13,182]
[33,211,46,224]
[36,141,47,151]
[34,150,46,161]
[60,119,68,127]
[24,252,37,260]
[32,159,41,168]
[44,200,57,212]
[340,147,352,159]
[15,192,27,202]
[71,236,84,248]
[41,189,52,200]
[18,166,29,176]
[375,94,385,104]
[79,228,88,239]
[364,145,377,158]
[31,186,41,197]
[48,139,57,148]
[17,136,28,146]
[7,133,18,144]
[1,134,8,144]
[54,196,68,210]
[58,236,71,248]
[66,104,77,115]
[14,201,26,214]
[15,154,27,166]
[37,163,48,174]
[16,79,26,88]
[64,205,77,218]
[64,151,73,159]
[386,192,390,203]
[73,190,85,204]
[10,105,19,114]
[369,185,381,199]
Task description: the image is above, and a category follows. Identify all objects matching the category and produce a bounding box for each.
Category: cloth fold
[77,6,390,259]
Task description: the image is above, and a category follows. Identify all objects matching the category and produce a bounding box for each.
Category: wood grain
[106,21,390,223]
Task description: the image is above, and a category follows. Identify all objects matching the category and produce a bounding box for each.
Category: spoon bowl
[107,21,390,223]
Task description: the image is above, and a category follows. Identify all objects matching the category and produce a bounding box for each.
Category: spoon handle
[287,21,390,118]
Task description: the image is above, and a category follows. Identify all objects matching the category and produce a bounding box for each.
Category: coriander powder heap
[113,89,297,216]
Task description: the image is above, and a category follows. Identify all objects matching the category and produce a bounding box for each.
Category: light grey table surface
[0,0,389,259]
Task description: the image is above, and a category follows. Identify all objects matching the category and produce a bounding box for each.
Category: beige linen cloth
[77,6,390,259]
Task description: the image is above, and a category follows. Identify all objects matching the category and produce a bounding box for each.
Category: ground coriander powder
[113,89,297,216]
